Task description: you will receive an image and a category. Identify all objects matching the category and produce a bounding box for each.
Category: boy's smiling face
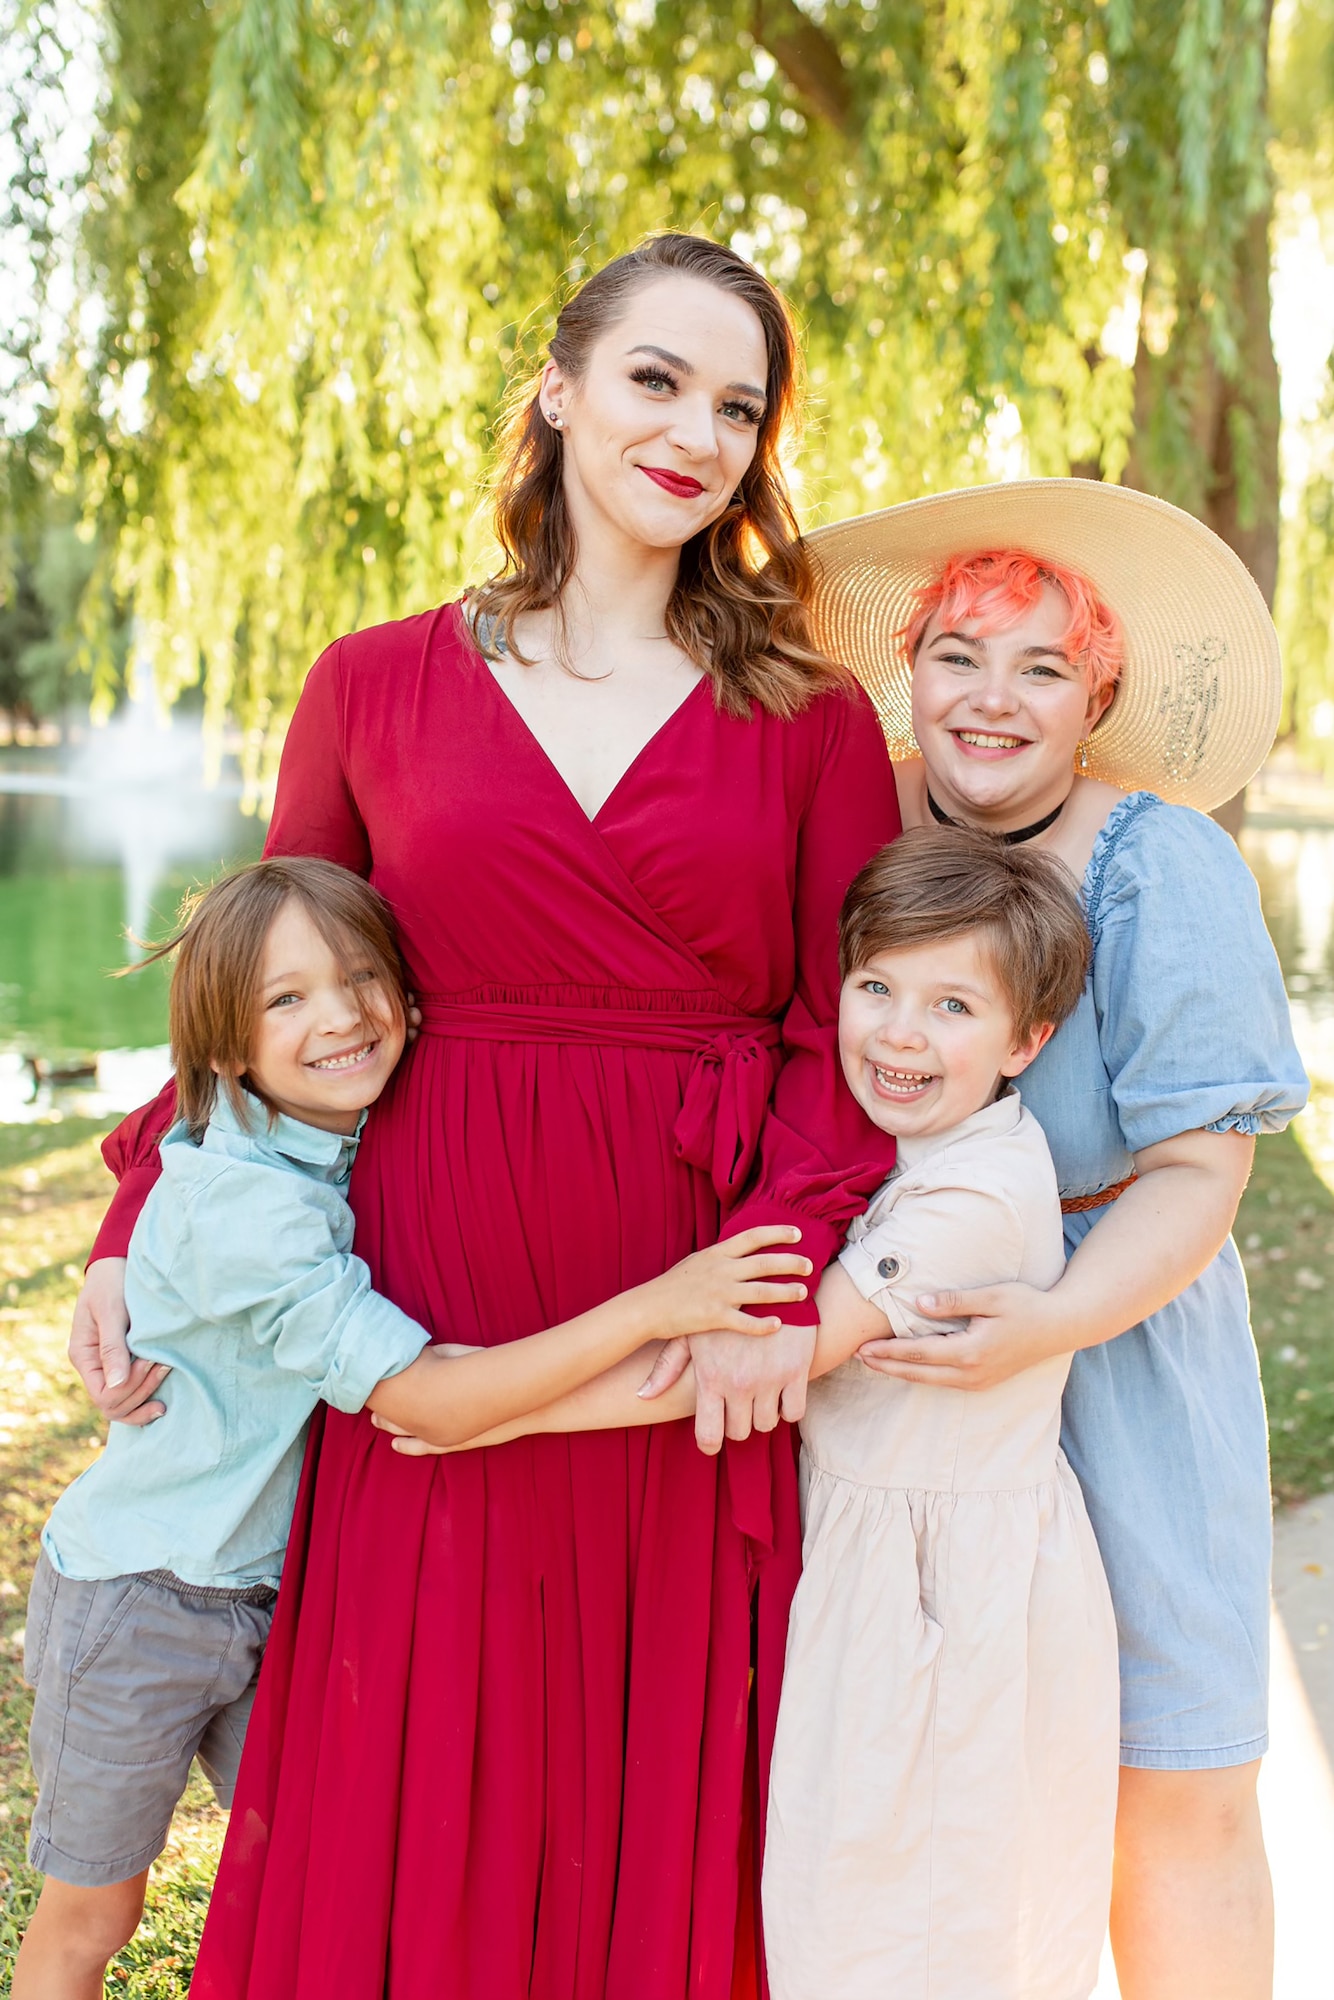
[220,899,406,1135]
[839,931,1053,1143]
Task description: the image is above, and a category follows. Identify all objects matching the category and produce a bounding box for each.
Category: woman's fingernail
[107,1366,127,1388]
[918,1294,936,1309]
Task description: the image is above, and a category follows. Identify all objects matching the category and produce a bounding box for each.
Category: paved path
[1266,1500,1334,2000]
[1092,1500,1334,1998]
[1272,1498,1334,1753]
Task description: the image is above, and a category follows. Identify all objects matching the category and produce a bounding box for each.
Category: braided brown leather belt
[1060,1172,1137,1215]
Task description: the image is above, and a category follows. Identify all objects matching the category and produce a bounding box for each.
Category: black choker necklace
[926,789,1067,845]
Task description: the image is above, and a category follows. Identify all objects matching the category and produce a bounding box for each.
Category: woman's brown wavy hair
[468,233,849,720]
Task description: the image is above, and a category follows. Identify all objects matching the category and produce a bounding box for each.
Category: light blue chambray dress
[1020,792,1308,1769]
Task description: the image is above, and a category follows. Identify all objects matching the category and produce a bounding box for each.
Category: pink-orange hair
[904,549,1123,702]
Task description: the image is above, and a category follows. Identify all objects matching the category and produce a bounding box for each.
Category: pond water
[1242,825,1334,1085]
[0,723,262,1118]
[0,740,1330,1119]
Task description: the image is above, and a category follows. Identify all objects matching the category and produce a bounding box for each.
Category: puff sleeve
[1088,798,1308,1152]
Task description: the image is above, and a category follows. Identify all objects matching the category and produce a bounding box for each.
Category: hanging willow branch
[0,0,1291,790]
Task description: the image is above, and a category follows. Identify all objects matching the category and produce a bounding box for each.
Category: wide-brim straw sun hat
[804,478,1282,813]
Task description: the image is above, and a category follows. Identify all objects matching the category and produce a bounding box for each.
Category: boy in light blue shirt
[40,1089,428,1593]
[15,855,807,1999]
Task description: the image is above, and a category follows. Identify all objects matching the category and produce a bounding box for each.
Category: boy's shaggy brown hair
[136,857,407,1138]
[839,825,1091,1041]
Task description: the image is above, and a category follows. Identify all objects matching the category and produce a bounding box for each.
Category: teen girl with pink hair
[802,489,1307,2000]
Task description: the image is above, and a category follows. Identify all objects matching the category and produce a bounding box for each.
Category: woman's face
[911,583,1115,827]
[542,273,769,557]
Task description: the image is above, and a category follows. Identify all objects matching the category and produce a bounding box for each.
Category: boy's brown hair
[137,857,407,1139]
[839,825,1091,1040]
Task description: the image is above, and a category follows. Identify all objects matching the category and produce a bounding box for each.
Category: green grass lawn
[0,1105,1331,1992]
[0,1121,224,1994]
[1239,1078,1334,1505]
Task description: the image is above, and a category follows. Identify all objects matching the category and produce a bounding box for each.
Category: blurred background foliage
[0,0,1331,797]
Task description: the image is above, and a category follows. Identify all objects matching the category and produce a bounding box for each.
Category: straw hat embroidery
[804,480,1281,814]
[1159,637,1223,792]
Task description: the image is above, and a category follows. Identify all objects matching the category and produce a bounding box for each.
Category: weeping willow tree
[1272,0,1334,769]
[0,0,1300,798]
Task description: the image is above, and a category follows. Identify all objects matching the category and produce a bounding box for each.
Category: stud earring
[546,411,562,429]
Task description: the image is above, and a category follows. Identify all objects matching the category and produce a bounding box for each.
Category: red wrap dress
[91,604,899,1999]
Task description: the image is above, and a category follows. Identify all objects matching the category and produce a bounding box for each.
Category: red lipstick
[640,467,705,498]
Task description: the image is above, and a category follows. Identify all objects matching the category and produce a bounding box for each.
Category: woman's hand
[630,1229,814,1452]
[635,1229,817,1452]
[68,1258,170,1424]
[640,1226,811,1340]
[684,1322,817,1454]
[857,1281,1069,1390]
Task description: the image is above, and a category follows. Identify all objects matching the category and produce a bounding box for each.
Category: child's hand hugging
[366,1225,810,1452]
[631,1225,811,1340]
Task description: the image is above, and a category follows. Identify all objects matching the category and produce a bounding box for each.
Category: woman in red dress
[72,234,898,1998]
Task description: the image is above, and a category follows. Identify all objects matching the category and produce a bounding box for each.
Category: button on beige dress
[763,1092,1119,2000]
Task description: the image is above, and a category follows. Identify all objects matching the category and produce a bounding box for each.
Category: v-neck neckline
[470,625,712,827]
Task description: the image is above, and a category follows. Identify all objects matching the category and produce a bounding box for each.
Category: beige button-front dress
[763,1091,1119,2000]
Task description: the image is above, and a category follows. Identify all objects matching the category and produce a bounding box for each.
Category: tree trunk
[1122,13,1279,838]
[1122,194,1279,837]
[752,0,860,137]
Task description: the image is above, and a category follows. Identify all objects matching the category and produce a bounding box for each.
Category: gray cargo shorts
[23,1552,275,1887]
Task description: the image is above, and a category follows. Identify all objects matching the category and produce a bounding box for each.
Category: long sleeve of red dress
[88,1080,178,1257]
[720,685,901,1315]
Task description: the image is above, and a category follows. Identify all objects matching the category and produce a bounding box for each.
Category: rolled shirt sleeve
[840,1181,1027,1339]
[169,1160,427,1411]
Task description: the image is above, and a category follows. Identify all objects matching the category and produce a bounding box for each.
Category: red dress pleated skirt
[193,1022,798,2000]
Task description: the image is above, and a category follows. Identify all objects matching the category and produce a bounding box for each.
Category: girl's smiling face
[839,933,1052,1142]
[911,583,1115,831]
[225,899,406,1135]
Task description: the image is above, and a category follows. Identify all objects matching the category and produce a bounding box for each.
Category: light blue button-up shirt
[44,1093,427,1589]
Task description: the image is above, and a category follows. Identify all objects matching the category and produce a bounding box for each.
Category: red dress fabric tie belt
[417,996,784,1207]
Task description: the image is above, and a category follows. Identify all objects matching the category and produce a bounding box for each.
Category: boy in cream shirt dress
[763,829,1119,2000]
